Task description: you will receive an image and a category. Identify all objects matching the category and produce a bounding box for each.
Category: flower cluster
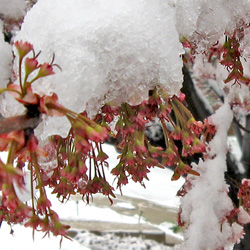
[0,41,114,240]
[181,37,197,64]
[223,179,250,232]
[238,178,250,210]
[100,88,215,185]
[0,41,216,240]
[221,36,250,86]
[45,130,114,204]
[182,24,250,89]
[111,103,164,188]
[0,41,73,240]
[198,27,250,87]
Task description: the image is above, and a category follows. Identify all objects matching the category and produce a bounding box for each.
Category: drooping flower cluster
[223,179,250,236]
[221,36,250,86]
[238,178,250,210]
[0,41,216,240]
[0,41,76,239]
[44,127,115,204]
[178,23,250,248]
[99,88,215,186]
[182,22,250,88]
[0,41,108,239]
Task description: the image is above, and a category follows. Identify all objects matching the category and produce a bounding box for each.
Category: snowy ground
[1,138,240,249]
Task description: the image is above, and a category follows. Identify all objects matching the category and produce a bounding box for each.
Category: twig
[0,115,40,134]
[233,117,250,134]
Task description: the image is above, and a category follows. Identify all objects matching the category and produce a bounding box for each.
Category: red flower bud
[40,93,63,116]
[25,57,38,76]
[15,41,33,59]
[37,63,55,78]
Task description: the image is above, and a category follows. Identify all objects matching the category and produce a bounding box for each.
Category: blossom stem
[96,143,106,181]
[7,140,18,165]
[170,100,188,129]
[18,58,24,95]
[46,103,97,127]
[172,96,194,120]
[30,162,36,214]
[25,75,40,91]
[30,152,45,196]
[0,88,21,96]
[160,118,171,148]
[89,156,92,180]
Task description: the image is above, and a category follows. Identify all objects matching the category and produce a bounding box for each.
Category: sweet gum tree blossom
[2,0,250,249]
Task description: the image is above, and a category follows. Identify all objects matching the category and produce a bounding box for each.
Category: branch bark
[0,115,40,135]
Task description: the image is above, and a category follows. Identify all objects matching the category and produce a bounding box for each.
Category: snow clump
[179,102,242,249]
[175,0,250,50]
[0,20,12,88]
[2,0,250,141]
[14,0,183,113]
[0,0,26,20]
[2,0,183,139]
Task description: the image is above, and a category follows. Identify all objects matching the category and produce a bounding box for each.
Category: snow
[116,202,136,210]
[54,199,144,225]
[0,20,12,88]
[179,102,237,250]
[1,0,250,141]
[74,231,171,250]
[238,206,250,224]
[7,0,184,140]
[0,0,26,20]
[34,115,71,141]
[1,222,86,250]
[228,136,242,161]
[0,1,250,249]
[175,0,250,50]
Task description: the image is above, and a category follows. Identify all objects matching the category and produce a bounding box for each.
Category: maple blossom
[3,2,250,248]
[0,41,218,240]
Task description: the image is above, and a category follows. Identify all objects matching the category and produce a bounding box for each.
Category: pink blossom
[37,63,55,78]
[15,41,33,59]
[25,57,38,75]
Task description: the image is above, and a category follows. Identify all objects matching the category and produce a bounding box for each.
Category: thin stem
[26,75,39,88]
[0,88,21,96]
[92,147,102,178]
[170,101,188,129]
[173,96,194,119]
[30,163,35,214]
[160,118,171,148]
[89,155,92,180]
[30,152,44,196]
[7,140,18,165]
[160,118,179,156]
[5,141,25,207]
[18,58,24,95]
[46,103,97,127]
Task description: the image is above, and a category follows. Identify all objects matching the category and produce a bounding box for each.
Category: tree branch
[233,117,250,134]
[0,115,40,135]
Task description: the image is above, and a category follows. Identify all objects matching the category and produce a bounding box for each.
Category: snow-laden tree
[2,1,250,249]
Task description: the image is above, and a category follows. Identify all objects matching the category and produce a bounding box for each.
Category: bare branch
[233,117,250,134]
[0,115,40,135]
